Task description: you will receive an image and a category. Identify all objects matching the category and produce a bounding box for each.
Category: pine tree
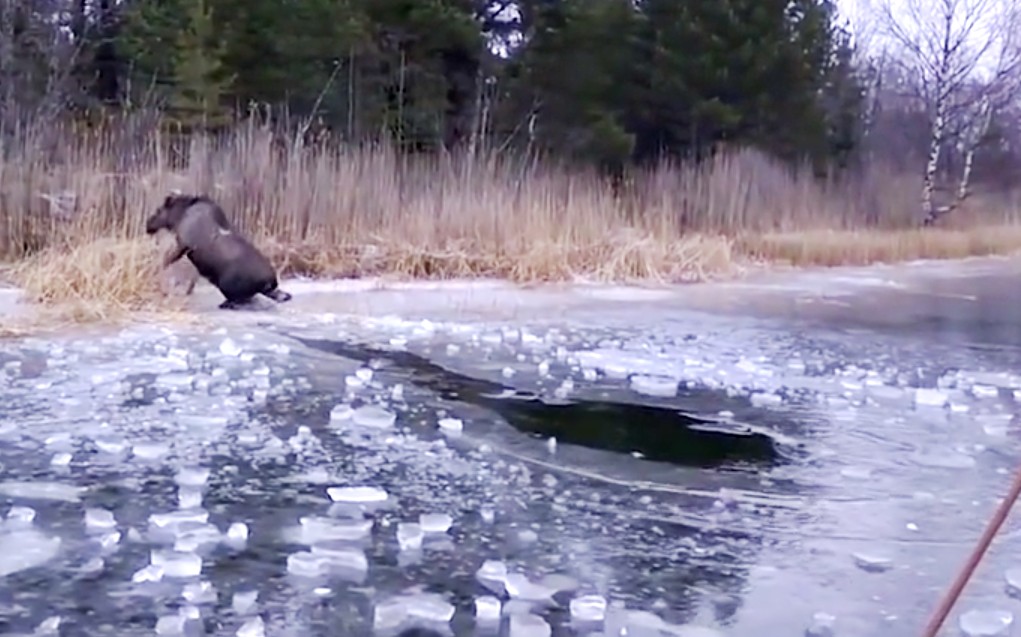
[165,0,234,133]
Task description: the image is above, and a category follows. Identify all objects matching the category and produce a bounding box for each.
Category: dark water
[2,273,1021,636]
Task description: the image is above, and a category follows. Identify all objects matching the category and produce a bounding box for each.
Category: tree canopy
[4,0,867,168]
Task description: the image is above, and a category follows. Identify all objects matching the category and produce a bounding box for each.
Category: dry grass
[737,226,1021,267]
[6,236,190,324]
[1,116,1021,325]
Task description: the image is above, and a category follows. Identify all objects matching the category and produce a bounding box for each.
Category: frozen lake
[3,256,1021,636]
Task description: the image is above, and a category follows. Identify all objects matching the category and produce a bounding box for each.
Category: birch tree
[868,0,1021,225]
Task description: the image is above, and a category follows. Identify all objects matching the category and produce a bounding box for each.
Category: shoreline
[2,251,1018,340]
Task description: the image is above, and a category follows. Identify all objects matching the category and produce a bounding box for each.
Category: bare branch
[862,0,1021,224]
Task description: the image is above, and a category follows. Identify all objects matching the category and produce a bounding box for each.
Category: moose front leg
[162,241,188,268]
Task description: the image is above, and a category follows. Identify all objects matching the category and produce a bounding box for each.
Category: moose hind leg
[218,268,270,309]
[218,299,244,310]
[262,284,292,303]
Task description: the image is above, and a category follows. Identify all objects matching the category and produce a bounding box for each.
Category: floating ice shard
[182,581,217,605]
[914,388,948,407]
[172,523,222,553]
[972,384,999,399]
[420,513,453,534]
[351,404,396,429]
[309,542,369,572]
[570,594,607,622]
[151,549,202,578]
[805,611,836,637]
[959,609,1013,637]
[0,481,84,502]
[397,522,424,551]
[6,505,36,526]
[438,418,463,433]
[852,551,893,573]
[1005,568,1021,597]
[477,559,507,582]
[326,486,388,503]
[227,522,250,544]
[630,375,678,398]
[329,404,354,423]
[475,596,502,622]
[625,609,671,635]
[219,339,242,357]
[504,573,556,602]
[300,516,372,544]
[34,615,61,635]
[509,614,551,637]
[132,564,164,584]
[373,597,408,631]
[0,529,61,577]
[174,467,211,488]
[232,590,259,615]
[178,486,204,509]
[286,551,326,578]
[236,616,265,637]
[405,593,456,623]
[155,614,186,635]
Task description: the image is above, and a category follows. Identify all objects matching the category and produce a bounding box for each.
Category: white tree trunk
[921,104,946,225]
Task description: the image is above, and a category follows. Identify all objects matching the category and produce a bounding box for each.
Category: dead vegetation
[1,119,1020,325]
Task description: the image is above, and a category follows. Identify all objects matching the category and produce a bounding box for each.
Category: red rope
[921,461,1021,637]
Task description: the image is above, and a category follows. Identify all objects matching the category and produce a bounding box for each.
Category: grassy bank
[2,118,1020,321]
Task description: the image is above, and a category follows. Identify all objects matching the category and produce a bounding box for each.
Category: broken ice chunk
[310,543,368,574]
[326,486,388,504]
[373,598,408,631]
[286,551,325,578]
[438,418,463,433]
[475,596,502,622]
[397,522,424,551]
[34,615,61,635]
[355,368,374,383]
[630,375,678,398]
[972,385,999,399]
[151,549,202,578]
[132,564,165,584]
[232,590,259,615]
[182,581,217,605]
[300,516,372,543]
[852,551,893,573]
[351,404,396,429]
[175,467,211,488]
[477,559,507,582]
[570,594,607,622]
[219,339,242,357]
[6,505,36,526]
[419,513,453,534]
[959,609,1013,637]
[178,487,203,510]
[155,614,187,636]
[1006,568,1021,597]
[132,441,168,459]
[329,404,354,423]
[405,592,455,623]
[236,616,265,637]
[806,611,837,637]
[504,573,556,602]
[509,614,551,637]
[914,388,948,407]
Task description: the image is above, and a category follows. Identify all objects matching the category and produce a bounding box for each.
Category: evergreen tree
[165,0,233,132]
